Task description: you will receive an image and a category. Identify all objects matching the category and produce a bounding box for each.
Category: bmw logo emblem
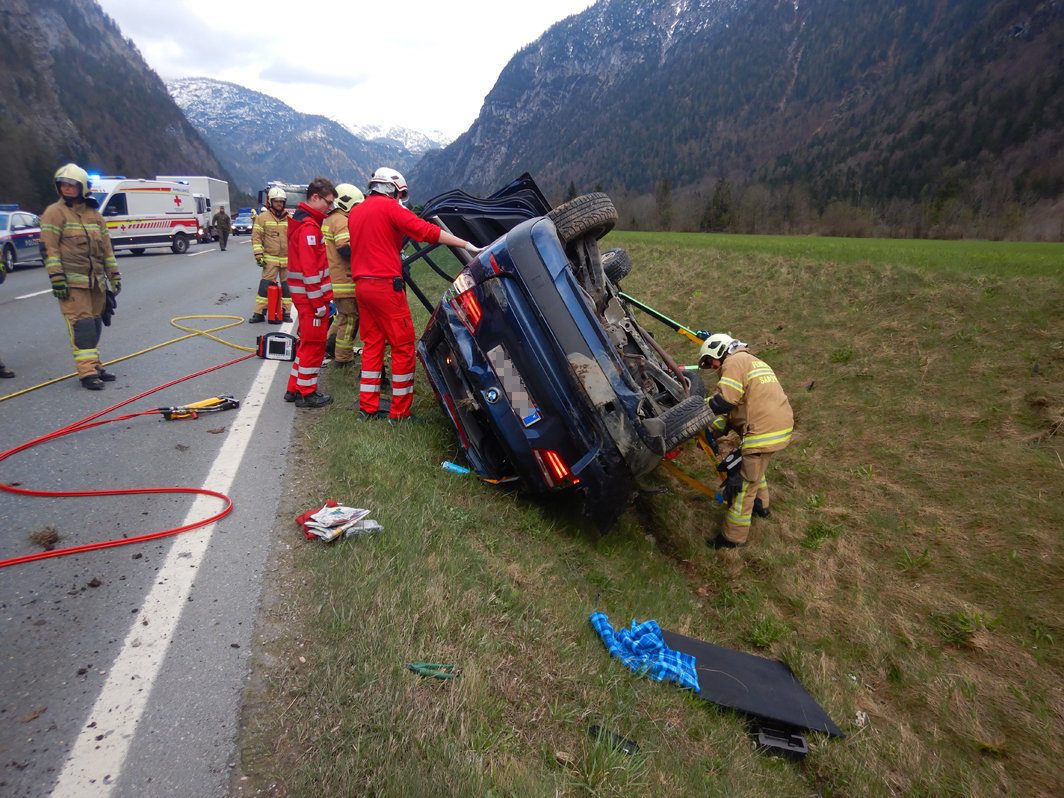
[485,388,500,404]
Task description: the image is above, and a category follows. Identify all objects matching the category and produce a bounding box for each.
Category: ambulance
[88,178,201,255]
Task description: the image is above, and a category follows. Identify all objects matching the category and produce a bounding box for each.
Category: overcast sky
[94,0,595,141]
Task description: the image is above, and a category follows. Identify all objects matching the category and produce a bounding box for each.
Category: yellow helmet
[334,183,364,213]
[54,163,91,198]
[698,333,735,368]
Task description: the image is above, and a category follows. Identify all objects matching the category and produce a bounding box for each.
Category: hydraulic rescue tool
[157,394,240,421]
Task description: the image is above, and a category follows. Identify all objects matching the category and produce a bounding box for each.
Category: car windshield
[0,213,9,228]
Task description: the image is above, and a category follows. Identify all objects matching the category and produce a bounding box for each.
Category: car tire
[2,246,14,274]
[682,369,706,398]
[660,395,716,452]
[601,248,632,283]
[129,248,146,256]
[547,193,617,244]
[171,233,189,255]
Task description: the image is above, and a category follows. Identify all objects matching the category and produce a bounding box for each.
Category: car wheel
[171,233,189,254]
[2,245,16,273]
[129,248,146,256]
[547,193,617,244]
[660,395,717,451]
[601,248,632,283]
[682,369,706,398]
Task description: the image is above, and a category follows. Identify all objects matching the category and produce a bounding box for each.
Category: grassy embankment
[236,233,1063,797]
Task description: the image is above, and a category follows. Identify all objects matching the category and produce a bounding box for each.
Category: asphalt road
[0,236,299,797]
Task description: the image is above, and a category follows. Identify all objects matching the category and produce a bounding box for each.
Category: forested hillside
[412,0,1064,240]
[0,0,229,213]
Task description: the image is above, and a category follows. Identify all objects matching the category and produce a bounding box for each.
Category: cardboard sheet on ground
[661,629,844,737]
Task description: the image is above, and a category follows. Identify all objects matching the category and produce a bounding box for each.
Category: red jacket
[286,202,332,311]
[347,194,442,279]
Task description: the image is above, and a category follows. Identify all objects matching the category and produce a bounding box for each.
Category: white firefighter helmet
[368,167,408,200]
[267,187,287,203]
[699,333,736,368]
[54,163,91,198]
[334,183,364,213]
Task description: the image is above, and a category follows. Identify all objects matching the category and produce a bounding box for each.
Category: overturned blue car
[408,176,714,528]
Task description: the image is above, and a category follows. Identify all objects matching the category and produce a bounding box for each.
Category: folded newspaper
[296,501,383,542]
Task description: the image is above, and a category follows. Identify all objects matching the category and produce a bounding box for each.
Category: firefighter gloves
[256,256,267,269]
[111,276,122,295]
[50,274,69,300]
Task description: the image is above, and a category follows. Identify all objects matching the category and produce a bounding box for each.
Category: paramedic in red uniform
[347,168,478,422]
[284,177,337,408]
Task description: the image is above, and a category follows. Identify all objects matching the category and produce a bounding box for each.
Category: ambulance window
[103,193,128,216]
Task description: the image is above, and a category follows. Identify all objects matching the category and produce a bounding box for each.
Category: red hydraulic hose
[0,353,255,568]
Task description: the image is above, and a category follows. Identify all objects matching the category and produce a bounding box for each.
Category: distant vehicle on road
[156,176,231,241]
[231,213,254,235]
[89,178,200,255]
[0,205,43,282]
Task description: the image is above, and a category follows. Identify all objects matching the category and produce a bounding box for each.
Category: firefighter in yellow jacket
[322,183,364,367]
[699,333,793,549]
[39,163,122,391]
[249,187,291,323]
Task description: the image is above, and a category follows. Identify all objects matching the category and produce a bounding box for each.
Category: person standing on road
[347,167,479,423]
[39,163,122,391]
[699,333,793,549]
[283,177,337,408]
[323,183,364,369]
[0,357,14,379]
[249,187,292,323]
[212,205,232,251]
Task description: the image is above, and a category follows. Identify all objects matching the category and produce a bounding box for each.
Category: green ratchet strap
[405,662,456,679]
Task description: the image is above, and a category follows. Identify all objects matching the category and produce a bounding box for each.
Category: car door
[13,213,41,263]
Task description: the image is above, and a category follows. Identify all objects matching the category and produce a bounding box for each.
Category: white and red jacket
[286,202,332,311]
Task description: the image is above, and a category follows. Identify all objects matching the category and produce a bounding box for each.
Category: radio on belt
[256,332,297,361]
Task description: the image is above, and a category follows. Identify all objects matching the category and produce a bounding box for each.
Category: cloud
[259,61,369,90]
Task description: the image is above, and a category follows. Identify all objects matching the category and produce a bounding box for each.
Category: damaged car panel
[410,176,714,528]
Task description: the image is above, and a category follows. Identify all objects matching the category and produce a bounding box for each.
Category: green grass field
[235,233,1064,797]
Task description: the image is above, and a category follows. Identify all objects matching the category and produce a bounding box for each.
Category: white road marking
[186,248,212,257]
[49,353,284,797]
[15,289,53,300]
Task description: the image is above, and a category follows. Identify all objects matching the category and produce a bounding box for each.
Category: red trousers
[286,300,328,396]
[356,278,416,418]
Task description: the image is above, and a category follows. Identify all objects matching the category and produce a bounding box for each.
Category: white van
[88,178,200,255]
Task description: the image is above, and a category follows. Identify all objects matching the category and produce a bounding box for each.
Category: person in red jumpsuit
[284,177,337,408]
[347,168,478,422]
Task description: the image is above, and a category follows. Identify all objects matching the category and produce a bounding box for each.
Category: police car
[0,204,43,282]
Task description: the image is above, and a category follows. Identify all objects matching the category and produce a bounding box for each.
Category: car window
[14,213,36,229]
[103,193,128,216]
[0,212,9,229]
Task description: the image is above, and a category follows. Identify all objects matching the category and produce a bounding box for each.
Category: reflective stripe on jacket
[713,348,794,454]
[39,198,119,289]
[322,209,355,299]
[286,202,332,309]
[251,208,288,267]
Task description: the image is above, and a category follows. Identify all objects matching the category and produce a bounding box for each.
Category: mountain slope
[411,0,1064,225]
[169,78,422,196]
[0,0,231,213]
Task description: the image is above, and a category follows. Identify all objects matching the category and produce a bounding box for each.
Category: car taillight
[449,270,482,332]
[454,290,482,332]
[533,448,579,488]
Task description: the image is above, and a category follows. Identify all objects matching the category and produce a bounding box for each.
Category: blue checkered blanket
[589,612,700,692]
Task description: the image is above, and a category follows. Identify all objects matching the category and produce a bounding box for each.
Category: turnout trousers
[58,286,106,379]
[328,293,359,363]
[254,263,292,316]
[721,450,773,545]
[356,278,415,418]
[286,300,328,396]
